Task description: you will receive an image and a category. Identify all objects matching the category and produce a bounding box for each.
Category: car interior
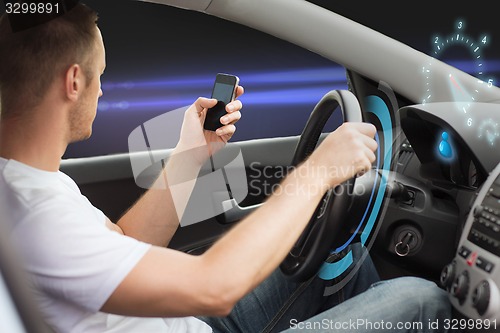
[2,0,500,332]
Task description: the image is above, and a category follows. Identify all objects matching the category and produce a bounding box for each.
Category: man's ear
[65,64,83,102]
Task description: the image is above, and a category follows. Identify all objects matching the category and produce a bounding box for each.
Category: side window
[63,0,347,158]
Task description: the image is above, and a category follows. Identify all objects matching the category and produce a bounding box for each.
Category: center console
[441,162,500,325]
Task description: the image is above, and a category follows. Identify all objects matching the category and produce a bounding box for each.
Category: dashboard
[399,102,500,190]
[398,102,500,330]
[441,161,500,331]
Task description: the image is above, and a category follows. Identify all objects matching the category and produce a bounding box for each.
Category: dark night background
[2,1,499,158]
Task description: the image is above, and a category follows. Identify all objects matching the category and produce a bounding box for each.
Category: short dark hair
[0,2,99,118]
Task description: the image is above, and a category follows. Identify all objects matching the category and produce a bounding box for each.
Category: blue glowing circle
[318,95,392,281]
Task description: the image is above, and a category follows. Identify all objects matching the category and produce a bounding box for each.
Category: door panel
[60,136,299,251]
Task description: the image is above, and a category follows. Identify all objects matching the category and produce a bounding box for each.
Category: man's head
[0,2,104,142]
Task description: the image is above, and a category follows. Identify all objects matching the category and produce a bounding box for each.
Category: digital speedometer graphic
[478,118,500,146]
[422,20,494,130]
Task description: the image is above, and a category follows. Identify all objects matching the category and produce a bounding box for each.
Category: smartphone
[204,73,240,131]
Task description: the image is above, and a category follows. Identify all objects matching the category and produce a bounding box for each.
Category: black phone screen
[212,82,235,104]
[204,74,238,131]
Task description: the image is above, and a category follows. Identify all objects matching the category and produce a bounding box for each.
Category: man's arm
[101,122,378,318]
[113,92,243,246]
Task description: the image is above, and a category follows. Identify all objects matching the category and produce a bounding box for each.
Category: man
[0,1,451,332]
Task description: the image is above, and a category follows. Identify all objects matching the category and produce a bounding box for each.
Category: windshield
[307,0,500,83]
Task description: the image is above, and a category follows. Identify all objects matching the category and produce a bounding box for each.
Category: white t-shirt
[0,157,212,333]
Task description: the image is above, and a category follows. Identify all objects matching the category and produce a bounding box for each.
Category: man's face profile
[68,26,106,143]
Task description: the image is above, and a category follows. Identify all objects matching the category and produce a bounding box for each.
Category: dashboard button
[476,256,495,273]
[451,271,470,304]
[472,281,490,316]
[440,261,456,290]
[466,252,478,266]
[474,205,484,217]
[458,246,471,259]
[489,187,500,199]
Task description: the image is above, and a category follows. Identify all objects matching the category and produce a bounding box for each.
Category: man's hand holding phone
[176,74,243,162]
[204,73,240,132]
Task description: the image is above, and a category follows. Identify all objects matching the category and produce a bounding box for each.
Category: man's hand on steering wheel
[280,90,378,282]
[307,122,378,189]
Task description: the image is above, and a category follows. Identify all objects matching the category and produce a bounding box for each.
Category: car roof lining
[138,0,500,106]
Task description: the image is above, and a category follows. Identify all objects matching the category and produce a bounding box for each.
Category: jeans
[199,244,451,332]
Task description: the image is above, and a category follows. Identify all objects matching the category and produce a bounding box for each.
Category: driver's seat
[0,221,56,333]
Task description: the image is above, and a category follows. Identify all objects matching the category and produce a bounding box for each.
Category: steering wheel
[279,90,363,282]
